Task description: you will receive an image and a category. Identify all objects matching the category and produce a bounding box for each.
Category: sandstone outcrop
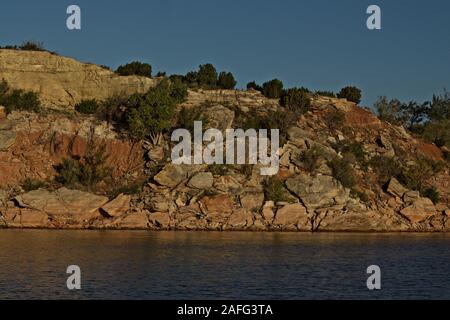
[0,49,159,107]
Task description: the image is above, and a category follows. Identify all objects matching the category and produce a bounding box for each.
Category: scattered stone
[188,172,214,190]
[400,197,436,223]
[386,178,408,198]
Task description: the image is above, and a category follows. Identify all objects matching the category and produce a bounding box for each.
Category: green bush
[19,41,45,51]
[197,63,218,89]
[22,178,47,192]
[299,146,324,174]
[246,81,262,92]
[169,78,188,103]
[176,106,207,134]
[315,90,336,98]
[75,99,99,114]
[280,88,311,114]
[262,79,284,99]
[126,80,177,143]
[116,61,152,78]
[0,80,41,113]
[217,72,237,89]
[328,157,356,188]
[421,187,440,204]
[56,144,110,192]
[369,155,403,185]
[263,176,289,203]
[337,86,362,104]
[324,110,345,131]
[332,141,366,166]
[398,158,444,192]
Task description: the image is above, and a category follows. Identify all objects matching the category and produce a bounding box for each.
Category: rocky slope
[0,51,449,232]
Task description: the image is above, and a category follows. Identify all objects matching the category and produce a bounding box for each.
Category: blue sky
[0,0,449,106]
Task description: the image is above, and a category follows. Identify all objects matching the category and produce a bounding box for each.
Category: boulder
[400,197,436,223]
[0,130,16,151]
[274,203,309,230]
[202,105,234,131]
[227,209,254,229]
[262,201,275,222]
[200,194,234,215]
[15,187,109,217]
[240,192,264,212]
[188,172,214,190]
[148,211,171,229]
[15,209,50,228]
[101,194,131,217]
[285,174,349,211]
[214,175,243,195]
[386,178,408,198]
[403,190,420,205]
[154,164,187,188]
[117,210,150,229]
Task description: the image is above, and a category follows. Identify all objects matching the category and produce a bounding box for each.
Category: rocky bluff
[0,50,449,232]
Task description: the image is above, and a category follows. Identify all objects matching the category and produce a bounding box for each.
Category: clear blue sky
[1,0,449,107]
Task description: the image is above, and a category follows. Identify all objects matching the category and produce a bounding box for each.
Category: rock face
[101,194,131,217]
[0,49,158,107]
[286,174,349,211]
[15,188,109,216]
[1,50,449,232]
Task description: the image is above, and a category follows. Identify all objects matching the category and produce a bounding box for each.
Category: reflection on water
[0,230,449,299]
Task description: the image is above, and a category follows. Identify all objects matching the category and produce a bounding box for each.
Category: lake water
[0,230,449,300]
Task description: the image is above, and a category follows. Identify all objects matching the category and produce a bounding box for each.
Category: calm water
[0,230,449,300]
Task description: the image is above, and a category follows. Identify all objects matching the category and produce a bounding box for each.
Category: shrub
[421,187,440,204]
[246,81,262,92]
[75,99,99,114]
[299,146,324,174]
[116,61,152,78]
[217,72,237,89]
[169,78,188,103]
[19,41,45,51]
[96,94,129,125]
[56,143,110,192]
[176,106,207,134]
[0,81,41,113]
[197,63,218,89]
[280,88,311,114]
[22,178,47,192]
[328,157,356,188]
[324,110,345,131]
[263,176,289,203]
[262,79,284,99]
[315,90,336,98]
[126,80,177,144]
[398,158,444,192]
[332,141,366,166]
[337,86,362,104]
[369,155,403,185]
